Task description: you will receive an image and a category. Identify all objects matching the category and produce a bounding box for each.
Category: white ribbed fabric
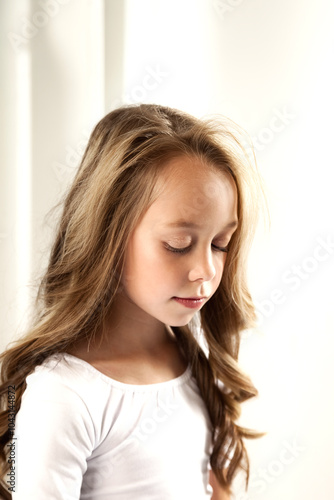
[13,353,213,499]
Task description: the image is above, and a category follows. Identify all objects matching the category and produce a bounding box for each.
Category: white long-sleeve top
[13,353,214,499]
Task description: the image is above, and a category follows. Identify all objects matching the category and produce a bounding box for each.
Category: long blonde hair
[0,103,263,494]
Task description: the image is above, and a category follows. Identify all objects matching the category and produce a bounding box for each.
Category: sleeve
[13,373,95,500]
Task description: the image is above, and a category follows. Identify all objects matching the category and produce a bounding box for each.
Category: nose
[188,248,217,283]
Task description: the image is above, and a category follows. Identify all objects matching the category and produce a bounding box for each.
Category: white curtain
[1,0,122,346]
[1,1,334,498]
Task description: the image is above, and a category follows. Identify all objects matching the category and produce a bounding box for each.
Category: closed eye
[165,243,229,254]
[212,244,229,253]
[164,243,191,254]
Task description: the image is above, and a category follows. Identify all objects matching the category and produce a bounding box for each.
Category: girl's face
[121,155,238,327]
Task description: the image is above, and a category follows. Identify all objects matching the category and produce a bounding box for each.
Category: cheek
[121,240,145,289]
[122,243,171,293]
[213,255,227,286]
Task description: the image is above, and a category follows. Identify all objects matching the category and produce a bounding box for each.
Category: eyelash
[165,243,229,254]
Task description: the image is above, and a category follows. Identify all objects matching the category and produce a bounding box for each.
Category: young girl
[0,104,262,499]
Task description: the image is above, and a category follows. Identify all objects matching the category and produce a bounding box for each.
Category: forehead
[143,155,238,228]
[156,155,236,201]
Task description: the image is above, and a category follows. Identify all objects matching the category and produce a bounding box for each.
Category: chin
[168,316,194,328]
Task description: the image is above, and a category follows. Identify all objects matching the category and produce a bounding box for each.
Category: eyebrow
[164,219,238,230]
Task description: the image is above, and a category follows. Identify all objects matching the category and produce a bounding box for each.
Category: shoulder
[18,353,127,453]
[21,353,120,430]
[26,352,113,391]
[25,353,100,400]
[14,354,104,497]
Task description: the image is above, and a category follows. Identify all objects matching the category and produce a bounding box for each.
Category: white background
[1,1,334,498]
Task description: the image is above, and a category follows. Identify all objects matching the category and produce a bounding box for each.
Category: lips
[173,296,207,309]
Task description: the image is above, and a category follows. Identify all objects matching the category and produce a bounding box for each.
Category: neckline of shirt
[54,353,193,391]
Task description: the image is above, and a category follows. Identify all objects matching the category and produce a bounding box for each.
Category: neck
[67,291,187,383]
[99,291,174,356]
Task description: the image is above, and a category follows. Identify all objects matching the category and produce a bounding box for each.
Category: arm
[209,470,231,500]
[13,374,95,499]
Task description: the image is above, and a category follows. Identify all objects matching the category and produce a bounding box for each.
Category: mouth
[172,296,207,309]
